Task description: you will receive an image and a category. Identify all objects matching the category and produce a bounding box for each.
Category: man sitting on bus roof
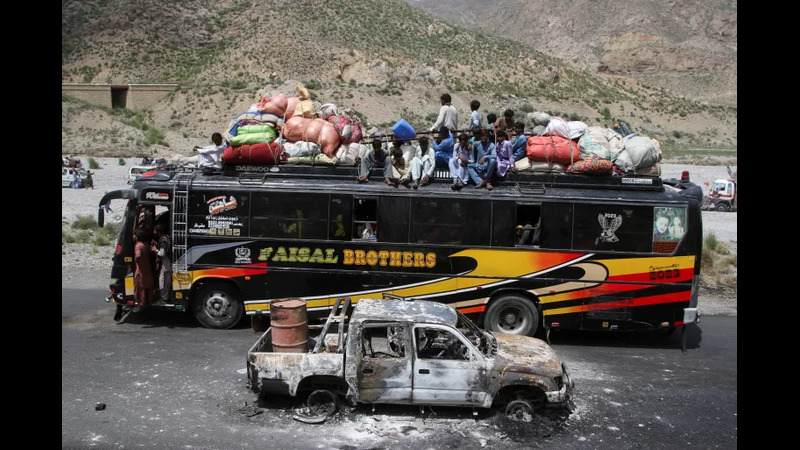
[357,132,389,183]
[194,132,228,172]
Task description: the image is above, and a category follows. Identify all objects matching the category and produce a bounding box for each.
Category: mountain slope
[61,0,737,158]
[404,0,737,107]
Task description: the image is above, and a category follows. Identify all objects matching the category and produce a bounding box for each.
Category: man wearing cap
[357,132,389,183]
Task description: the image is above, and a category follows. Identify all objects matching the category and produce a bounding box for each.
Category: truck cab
[247,298,574,421]
[704,177,737,212]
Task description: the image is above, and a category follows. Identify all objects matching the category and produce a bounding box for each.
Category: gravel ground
[62,157,736,315]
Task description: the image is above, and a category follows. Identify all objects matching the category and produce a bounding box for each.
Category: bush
[118,158,126,166]
[87,157,100,169]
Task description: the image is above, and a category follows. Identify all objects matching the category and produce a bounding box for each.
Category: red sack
[526,135,580,166]
[327,115,363,145]
[222,143,284,165]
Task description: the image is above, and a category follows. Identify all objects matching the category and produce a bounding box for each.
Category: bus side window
[353,198,377,241]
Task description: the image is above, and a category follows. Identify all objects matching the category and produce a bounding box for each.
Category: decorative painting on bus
[188,191,248,237]
[652,206,686,253]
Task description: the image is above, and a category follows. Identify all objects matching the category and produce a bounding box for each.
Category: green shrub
[72,215,98,230]
[118,158,125,166]
[87,157,100,169]
[703,232,719,251]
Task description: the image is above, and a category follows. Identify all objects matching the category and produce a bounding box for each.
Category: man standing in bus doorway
[132,229,154,313]
[152,224,172,305]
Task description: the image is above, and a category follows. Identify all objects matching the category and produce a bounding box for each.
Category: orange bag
[526,135,580,166]
[283,117,340,157]
[257,93,288,117]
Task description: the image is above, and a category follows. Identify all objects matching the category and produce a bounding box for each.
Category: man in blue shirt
[431,126,454,170]
[467,129,497,190]
[511,121,527,161]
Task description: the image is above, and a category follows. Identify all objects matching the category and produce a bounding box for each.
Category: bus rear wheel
[484,295,539,336]
[192,282,244,329]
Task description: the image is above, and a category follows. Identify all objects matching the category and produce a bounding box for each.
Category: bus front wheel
[192,282,244,329]
[484,295,539,337]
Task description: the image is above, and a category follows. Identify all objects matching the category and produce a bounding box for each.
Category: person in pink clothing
[494,130,516,179]
[133,229,154,313]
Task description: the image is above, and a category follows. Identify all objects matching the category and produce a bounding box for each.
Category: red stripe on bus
[458,305,487,315]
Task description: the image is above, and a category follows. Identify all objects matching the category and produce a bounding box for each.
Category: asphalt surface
[62,288,736,449]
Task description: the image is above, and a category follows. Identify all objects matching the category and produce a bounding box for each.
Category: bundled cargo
[223,142,284,165]
[526,135,580,166]
[335,142,369,165]
[613,135,661,173]
[328,114,363,145]
[224,112,283,142]
[283,141,320,158]
[256,93,289,117]
[294,85,316,119]
[544,118,588,140]
[567,158,614,175]
[229,123,277,146]
[514,157,567,173]
[578,126,624,160]
[283,116,341,157]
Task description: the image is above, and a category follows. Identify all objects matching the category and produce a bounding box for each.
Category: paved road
[62,288,736,449]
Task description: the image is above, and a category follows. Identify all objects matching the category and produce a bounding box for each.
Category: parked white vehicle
[62,167,89,188]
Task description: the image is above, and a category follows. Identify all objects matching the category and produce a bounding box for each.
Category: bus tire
[192,282,244,329]
[484,295,539,337]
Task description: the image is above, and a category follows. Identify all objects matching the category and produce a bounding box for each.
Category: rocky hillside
[405,0,737,107]
[61,0,736,159]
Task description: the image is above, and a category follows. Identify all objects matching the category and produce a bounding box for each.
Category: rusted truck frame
[246,298,574,420]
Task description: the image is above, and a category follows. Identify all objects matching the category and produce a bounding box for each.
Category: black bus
[99,162,703,340]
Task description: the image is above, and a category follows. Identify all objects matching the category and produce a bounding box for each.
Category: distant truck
[702,166,737,212]
[247,297,574,422]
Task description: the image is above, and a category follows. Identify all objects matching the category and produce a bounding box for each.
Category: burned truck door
[411,325,489,406]
[357,322,413,403]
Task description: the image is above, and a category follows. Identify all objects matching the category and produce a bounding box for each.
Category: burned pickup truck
[246,297,574,421]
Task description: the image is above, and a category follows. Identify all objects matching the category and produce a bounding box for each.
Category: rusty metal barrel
[270,298,309,353]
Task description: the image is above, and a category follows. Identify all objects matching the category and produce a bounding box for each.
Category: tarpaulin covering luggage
[223,142,284,165]
[526,135,580,166]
